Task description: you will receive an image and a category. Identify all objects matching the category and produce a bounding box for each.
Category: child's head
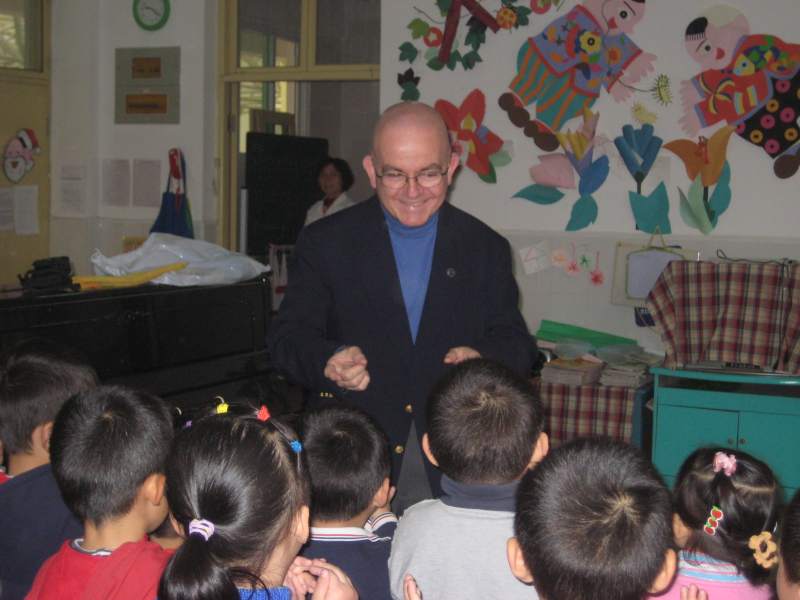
[508,438,676,600]
[600,0,646,36]
[302,406,390,523]
[159,411,310,600]
[673,447,780,585]
[779,490,800,599]
[0,339,97,458]
[684,5,749,70]
[424,358,547,485]
[50,385,173,530]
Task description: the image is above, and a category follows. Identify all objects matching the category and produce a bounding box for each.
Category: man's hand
[324,346,370,391]
[443,346,481,365]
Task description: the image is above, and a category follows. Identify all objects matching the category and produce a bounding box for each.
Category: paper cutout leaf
[436,0,451,14]
[447,50,461,71]
[461,50,482,70]
[400,82,420,102]
[425,46,439,61]
[399,42,418,63]
[427,57,445,71]
[578,155,610,197]
[489,150,512,168]
[408,18,429,39]
[678,187,701,231]
[465,25,486,51]
[629,181,671,233]
[683,175,713,234]
[513,184,564,205]
[478,162,497,184]
[566,195,598,231]
[709,163,732,226]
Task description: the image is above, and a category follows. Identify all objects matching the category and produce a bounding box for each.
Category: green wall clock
[133,0,171,31]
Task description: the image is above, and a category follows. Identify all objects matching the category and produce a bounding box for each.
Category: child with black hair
[26,385,174,599]
[0,341,97,600]
[158,405,357,600]
[778,489,800,599]
[659,447,781,599]
[508,437,677,600]
[388,358,549,599]
[301,406,397,600]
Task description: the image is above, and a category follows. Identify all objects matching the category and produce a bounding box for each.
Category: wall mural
[393,1,800,234]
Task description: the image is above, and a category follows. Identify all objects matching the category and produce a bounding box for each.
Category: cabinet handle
[727,438,734,445]
[739,438,747,445]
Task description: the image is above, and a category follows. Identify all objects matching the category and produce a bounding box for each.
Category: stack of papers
[541,358,604,386]
[599,361,653,388]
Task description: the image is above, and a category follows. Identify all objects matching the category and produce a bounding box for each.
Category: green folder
[536,319,638,349]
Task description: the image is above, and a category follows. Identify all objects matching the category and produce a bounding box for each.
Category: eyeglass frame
[374,166,449,189]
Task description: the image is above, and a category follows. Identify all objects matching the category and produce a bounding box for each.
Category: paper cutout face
[600,0,645,35]
[3,129,40,184]
[684,9,749,71]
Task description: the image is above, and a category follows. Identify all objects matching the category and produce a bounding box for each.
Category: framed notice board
[115,46,180,124]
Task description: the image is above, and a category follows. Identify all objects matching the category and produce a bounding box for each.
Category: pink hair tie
[188,518,215,541]
[713,452,737,477]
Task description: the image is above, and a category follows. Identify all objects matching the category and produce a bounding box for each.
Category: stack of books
[541,358,604,386]
[599,361,652,388]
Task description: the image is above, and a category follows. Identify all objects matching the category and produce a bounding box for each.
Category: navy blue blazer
[268,197,535,489]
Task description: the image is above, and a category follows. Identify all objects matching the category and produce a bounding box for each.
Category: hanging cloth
[150,148,194,239]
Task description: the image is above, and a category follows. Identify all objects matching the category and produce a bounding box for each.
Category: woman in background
[305,157,356,226]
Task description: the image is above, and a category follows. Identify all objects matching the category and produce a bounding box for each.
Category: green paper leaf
[566,195,598,231]
[478,163,497,184]
[684,176,713,234]
[513,184,564,204]
[489,150,512,168]
[461,50,482,70]
[629,182,671,233]
[465,26,486,51]
[425,46,439,61]
[400,82,420,102]
[515,6,531,27]
[427,56,445,71]
[399,42,418,63]
[408,18,429,39]
[678,187,701,230]
[436,0,451,15]
[447,50,461,70]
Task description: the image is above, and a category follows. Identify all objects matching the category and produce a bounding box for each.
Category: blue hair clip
[290,440,303,454]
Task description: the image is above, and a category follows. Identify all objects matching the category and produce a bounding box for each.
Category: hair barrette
[215,396,229,415]
[182,420,192,429]
[713,452,737,476]
[290,439,303,454]
[704,505,724,536]
[257,405,271,422]
[749,531,778,568]
[188,518,215,542]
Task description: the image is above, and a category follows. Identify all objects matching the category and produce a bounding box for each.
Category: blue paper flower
[614,124,663,193]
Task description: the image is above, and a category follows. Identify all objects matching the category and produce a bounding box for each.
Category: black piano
[0,276,294,416]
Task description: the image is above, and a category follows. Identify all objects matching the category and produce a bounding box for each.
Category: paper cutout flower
[614,124,663,193]
[664,125,735,188]
[496,7,518,29]
[423,27,443,47]
[436,89,508,183]
[590,268,605,286]
[529,154,575,189]
[551,248,569,267]
[579,32,601,55]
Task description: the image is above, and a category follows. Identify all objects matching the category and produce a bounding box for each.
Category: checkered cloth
[646,261,800,372]
[537,381,636,447]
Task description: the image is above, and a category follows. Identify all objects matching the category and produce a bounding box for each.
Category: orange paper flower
[663,125,736,187]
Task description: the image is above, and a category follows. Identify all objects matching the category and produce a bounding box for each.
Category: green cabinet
[652,368,800,498]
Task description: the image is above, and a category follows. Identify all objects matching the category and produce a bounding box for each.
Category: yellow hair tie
[749,531,778,568]
[215,396,229,414]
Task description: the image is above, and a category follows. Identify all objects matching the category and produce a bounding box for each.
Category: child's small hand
[403,574,423,600]
[680,584,708,600]
[308,561,357,600]
[284,556,318,599]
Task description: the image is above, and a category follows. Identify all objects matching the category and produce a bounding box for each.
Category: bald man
[269,102,535,508]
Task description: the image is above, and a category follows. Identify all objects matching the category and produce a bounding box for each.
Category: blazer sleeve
[471,235,537,377]
[267,227,343,393]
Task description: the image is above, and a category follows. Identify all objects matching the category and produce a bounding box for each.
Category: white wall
[51,0,217,274]
[380,0,800,350]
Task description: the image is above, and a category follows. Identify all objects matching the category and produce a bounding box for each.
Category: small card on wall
[518,240,552,275]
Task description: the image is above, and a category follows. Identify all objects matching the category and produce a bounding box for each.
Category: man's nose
[405,176,422,197]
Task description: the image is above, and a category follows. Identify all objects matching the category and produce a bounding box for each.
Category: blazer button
[404,404,413,414]
[394,445,405,454]
[446,267,456,278]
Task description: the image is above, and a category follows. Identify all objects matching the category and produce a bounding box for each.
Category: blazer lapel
[358,198,415,353]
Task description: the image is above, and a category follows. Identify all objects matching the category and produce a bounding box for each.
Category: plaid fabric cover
[646,261,800,373]
[537,381,635,447]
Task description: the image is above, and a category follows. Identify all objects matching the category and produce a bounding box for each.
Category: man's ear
[362,154,378,189]
[507,537,535,584]
[293,505,310,544]
[372,477,391,508]
[421,433,439,467]
[648,548,678,595]
[142,472,167,506]
[527,432,549,470]
[445,151,460,185]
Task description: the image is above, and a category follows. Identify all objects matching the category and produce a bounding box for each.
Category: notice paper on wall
[518,240,552,275]
[132,159,161,207]
[13,185,39,235]
[102,159,131,207]
[0,187,13,231]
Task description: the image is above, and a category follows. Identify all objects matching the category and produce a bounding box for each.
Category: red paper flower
[435,90,504,177]
[590,268,604,286]
[531,0,552,14]
[423,27,443,48]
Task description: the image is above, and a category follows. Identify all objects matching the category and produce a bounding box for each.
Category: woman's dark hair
[316,157,354,192]
[674,447,781,585]
[515,438,673,600]
[781,489,800,583]
[158,412,310,600]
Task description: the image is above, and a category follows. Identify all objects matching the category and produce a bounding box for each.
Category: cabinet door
[654,405,739,477]
[739,412,800,490]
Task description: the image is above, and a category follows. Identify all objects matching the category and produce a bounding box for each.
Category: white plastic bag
[91,233,269,286]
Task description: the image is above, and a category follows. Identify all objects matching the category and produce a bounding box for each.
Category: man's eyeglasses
[376,168,447,189]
